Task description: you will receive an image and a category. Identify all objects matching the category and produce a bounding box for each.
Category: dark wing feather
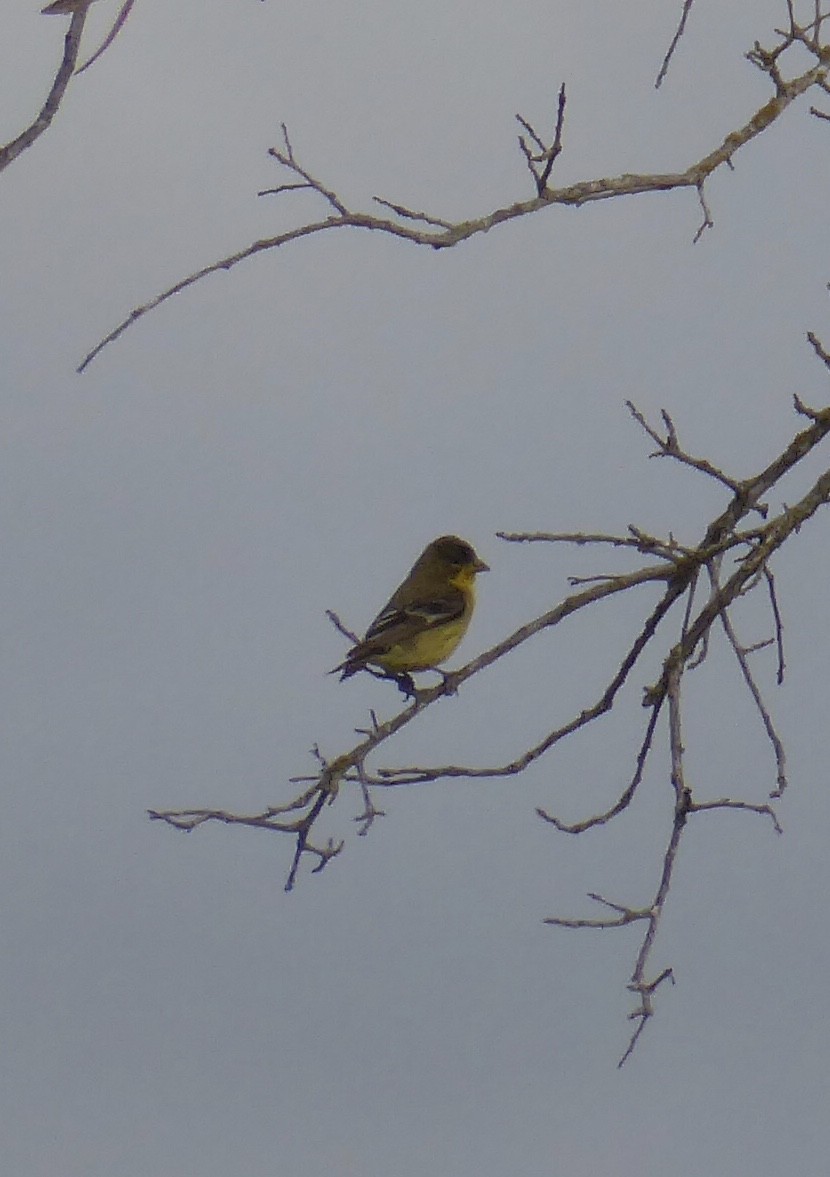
[364,592,465,641]
[332,590,467,678]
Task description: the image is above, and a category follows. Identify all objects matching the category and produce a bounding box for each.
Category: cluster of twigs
[77,3,830,369]
[151,330,830,1062]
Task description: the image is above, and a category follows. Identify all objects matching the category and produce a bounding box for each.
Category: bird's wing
[364,592,465,642]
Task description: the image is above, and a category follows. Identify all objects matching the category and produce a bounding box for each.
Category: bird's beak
[474,558,490,573]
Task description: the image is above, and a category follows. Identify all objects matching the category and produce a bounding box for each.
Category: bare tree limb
[0,10,89,174]
[151,382,830,883]
[0,0,135,175]
[712,568,788,795]
[138,6,830,1063]
[624,402,761,506]
[148,379,830,1053]
[78,29,829,370]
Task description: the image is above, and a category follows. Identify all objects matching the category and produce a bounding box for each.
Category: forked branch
[151,330,830,1065]
[78,10,830,370]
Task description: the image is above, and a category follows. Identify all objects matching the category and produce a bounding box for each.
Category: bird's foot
[436,670,460,695]
[391,672,418,699]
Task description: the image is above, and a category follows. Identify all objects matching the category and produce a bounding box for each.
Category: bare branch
[497,528,688,562]
[616,656,689,1066]
[516,84,567,195]
[693,180,714,243]
[371,197,455,229]
[807,330,830,368]
[75,0,137,75]
[656,0,697,89]
[325,609,359,645]
[148,759,351,892]
[690,797,782,834]
[373,563,682,786]
[79,52,830,369]
[77,216,345,372]
[544,892,651,929]
[133,6,830,1066]
[0,10,89,174]
[377,405,830,789]
[763,566,786,686]
[625,402,758,504]
[542,657,699,1065]
[269,123,350,216]
[712,568,788,796]
[257,182,314,198]
[354,778,386,837]
[618,970,675,1066]
[149,380,830,905]
[537,702,662,834]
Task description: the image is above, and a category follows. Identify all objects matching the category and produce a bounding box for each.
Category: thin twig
[498,528,687,561]
[713,569,788,795]
[75,0,136,75]
[371,197,455,229]
[326,609,359,644]
[763,566,786,685]
[626,402,755,502]
[693,180,714,242]
[690,797,782,834]
[656,0,697,89]
[617,656,689,1066]
[537,702,662,833]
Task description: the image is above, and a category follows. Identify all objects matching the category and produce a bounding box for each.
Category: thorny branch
[78,9,830,370]
[152,329,830,1057]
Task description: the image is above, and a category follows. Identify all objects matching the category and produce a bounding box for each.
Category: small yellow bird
[333,535,489,692]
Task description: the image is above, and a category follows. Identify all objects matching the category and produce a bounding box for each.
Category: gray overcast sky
[3,2,830,1174]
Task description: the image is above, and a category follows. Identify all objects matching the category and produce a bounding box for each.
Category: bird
[333,535,489,695]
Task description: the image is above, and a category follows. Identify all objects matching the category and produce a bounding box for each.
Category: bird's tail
[329,657,358,680]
